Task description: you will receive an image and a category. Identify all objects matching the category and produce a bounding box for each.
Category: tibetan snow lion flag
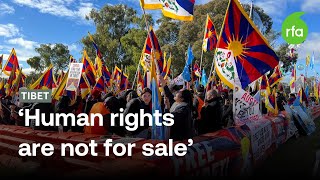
[215,0,279,89]
[140,0,195,21]
[203,14,218,52]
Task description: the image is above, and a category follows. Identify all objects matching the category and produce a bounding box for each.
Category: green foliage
[276,43,298,73]
[27,43,70,74]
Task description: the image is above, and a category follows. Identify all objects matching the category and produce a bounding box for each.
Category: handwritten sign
[248,120,272,161]
[233,86,261,126]
[66,63,83,91]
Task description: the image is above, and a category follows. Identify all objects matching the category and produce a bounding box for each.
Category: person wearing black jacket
[123,88,152,138]
[199,90,222,134]
[164,89,194,141]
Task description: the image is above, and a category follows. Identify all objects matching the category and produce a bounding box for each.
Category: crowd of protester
[0,75,318,141]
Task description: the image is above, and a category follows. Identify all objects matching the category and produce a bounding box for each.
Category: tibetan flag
[215,0,279,89]
[95,56,103,78]
[30,64,55,89]
[140,34,152,72]
[290,64,296,93]
[93,76,106,93]
[52,71,69,101]
[3,48,20,76]
[79,73,90,99]
[119,71,129,91]
[193,63,201,77]
[88,32,103,59]
[56,70,65,86]
[0,54,3,69]
[268,66,282,87]
[265,87,278,115]
[140,0,195,21]
[82,50,96,87]
[149,26,164,75]
[10,68,23,96]
[260,75,269,91]
[162,52,172,78]
[101,65,111,86]
[203,14,218,52]
[5,65,16,96]
[137,70,145,96]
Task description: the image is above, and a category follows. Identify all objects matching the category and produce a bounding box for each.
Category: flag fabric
[203,14,218,52]
[88,32,103,59]
[95,56,103,78]
[215,0,279,89]
[310,52,315,70]
[150,51,166,140]
[306,54,310,67]
[140,34,152,72]
[0,54,3,70]
[193,63,201,77]
[30,64,56,89]
[119,71,129,92]
[101,64,111,86]
[3,48,20,76]
[93,76,106,93]
[0,80,5,97]
[314,81,319,103]
[5,65,16,96]
[162,53,172,78]
[299,87,308,104]
[290,64,296,93]
[149,26,164,75]
[52,71,69,101]
[140,0,195,21]
[56,70,65,86]
[70,55,77,63]
[265,87,278,115]
[9,68,23,96]
[182,45,194,82]
[268,66,282,87]
[79,73,90,99]
[82,50,96,87]
[201,69,208,87]
[137,70,145,96]
[260,75,269,91]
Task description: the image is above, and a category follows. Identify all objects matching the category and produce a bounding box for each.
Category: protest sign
[247,120,272,161]
[66,63,83,91]
[233,86,261,126]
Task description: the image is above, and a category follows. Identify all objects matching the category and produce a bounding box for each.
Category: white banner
[233,86,261,126]
[66,63,83,91]
[171,74,185,86]
[248,120,273,161]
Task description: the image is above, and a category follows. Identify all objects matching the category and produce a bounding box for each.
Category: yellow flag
[306,55,310,67]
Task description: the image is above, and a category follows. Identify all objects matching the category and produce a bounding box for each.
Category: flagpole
[199,14,208,82]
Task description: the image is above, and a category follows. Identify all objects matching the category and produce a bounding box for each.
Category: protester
[199,90,222,134]
[164,89,194,141]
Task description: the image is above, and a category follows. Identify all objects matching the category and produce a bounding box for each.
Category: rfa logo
[282,12,308,44]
